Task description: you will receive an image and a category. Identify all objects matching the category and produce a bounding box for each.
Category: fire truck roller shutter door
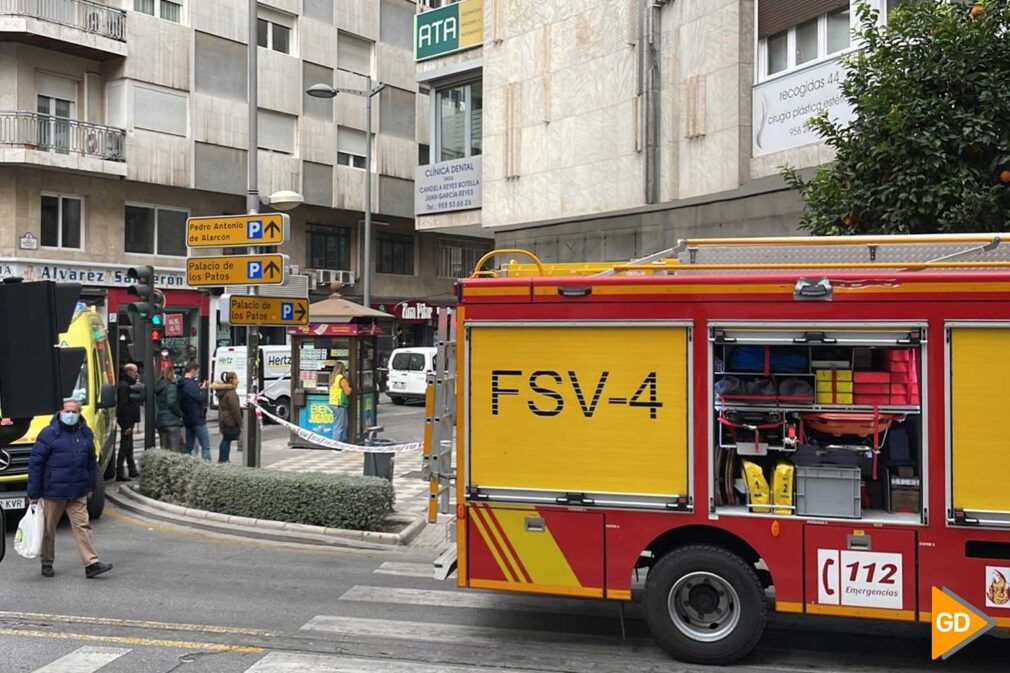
[468,325,690,499]
[949,326,1010,521]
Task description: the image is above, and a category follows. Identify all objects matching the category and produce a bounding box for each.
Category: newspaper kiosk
[288,290,390,446]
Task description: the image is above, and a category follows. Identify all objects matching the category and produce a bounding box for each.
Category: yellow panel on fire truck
[468,323,690,505]
[949,326,1010,523]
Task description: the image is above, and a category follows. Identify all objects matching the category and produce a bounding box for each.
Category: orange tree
[784,1,1010,235]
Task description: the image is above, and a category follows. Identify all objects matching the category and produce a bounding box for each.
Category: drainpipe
[642,0,669,205]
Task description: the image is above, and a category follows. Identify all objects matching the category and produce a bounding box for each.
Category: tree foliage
[784,1,1010,235]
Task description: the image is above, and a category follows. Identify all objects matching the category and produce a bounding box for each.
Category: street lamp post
[306,79,386,308]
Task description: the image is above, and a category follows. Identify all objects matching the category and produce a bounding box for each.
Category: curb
[107,484,427,550]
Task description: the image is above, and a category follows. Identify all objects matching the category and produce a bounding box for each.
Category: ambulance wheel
[390,396,405,405]
[103,449,117,481]
[87,478,105,520]
[645,544,766,665]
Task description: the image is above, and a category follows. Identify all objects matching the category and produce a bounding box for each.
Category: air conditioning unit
[312,269,355,288]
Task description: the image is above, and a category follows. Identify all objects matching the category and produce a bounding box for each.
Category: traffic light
[126,265,165,324]
[151,328,162,350]
[0,279,85,419]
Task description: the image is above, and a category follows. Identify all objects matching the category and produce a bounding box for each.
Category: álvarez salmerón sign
[415,0,484,61]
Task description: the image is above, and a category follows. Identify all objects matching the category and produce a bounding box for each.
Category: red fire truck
[422,234,1010,664]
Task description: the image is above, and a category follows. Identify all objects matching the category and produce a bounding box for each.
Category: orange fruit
[1000,169,1010,184]
[970,4,984,18]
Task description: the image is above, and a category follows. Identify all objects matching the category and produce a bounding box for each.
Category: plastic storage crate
[796,465,861,518]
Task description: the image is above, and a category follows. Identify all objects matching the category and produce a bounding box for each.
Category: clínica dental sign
[415,0,484,61]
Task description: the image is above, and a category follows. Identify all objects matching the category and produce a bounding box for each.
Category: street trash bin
[363,427,395,481]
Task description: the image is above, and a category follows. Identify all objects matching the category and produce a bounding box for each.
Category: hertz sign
[415,0,483,61]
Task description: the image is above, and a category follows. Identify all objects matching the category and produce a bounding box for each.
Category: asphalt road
[0,399,1007,672]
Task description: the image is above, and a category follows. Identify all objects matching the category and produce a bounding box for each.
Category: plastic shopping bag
[14,502,44,559]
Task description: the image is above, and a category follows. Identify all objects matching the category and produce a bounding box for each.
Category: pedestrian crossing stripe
[338,585,625,618]
[31,646,129,673]
[244,652,543,673]
[372,561,436,578]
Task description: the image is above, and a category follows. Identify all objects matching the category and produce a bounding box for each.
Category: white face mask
[60,411,80,425]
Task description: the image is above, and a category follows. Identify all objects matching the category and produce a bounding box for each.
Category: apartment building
[415,0,898,262]
[0,0,474,371]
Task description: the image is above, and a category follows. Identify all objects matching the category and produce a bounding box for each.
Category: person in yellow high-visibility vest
[328,362,353,442]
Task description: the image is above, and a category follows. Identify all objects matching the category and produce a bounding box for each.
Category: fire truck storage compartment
[467,505,605,597]
[804,524,917,618]
[467,323,690,508]
[948,325,1010,527]
[711,326,924,522]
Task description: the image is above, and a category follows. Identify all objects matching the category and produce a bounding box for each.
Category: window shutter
[338,126,368,156]
[759,0,848,38]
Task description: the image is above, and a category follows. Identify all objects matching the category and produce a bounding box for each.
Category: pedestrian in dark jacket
[213,371,242,464]
[115,363,141,481]
[178,361,211,460]
[28,398,113,579]
[155,366,183,451]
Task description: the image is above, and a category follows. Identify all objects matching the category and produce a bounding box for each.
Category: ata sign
[415,0,483,61]
[221,294,309,326]
[185,254,287,287]
[186,213,288,248]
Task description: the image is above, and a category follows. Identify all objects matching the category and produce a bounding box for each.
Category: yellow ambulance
[0,307,118,519]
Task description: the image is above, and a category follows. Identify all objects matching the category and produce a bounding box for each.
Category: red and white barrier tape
[251,401,421,454]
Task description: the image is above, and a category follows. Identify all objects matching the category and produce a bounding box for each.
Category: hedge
[138,450,395,531]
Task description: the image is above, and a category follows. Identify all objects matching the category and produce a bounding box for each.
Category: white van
[210,345,291,408]
[386,347,437,404]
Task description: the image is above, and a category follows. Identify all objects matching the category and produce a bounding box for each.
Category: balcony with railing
[0,111,127,176]
[0,0,127,58]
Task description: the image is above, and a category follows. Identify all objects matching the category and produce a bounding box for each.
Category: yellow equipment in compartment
[772,461,795,515]
[742,460,771,513]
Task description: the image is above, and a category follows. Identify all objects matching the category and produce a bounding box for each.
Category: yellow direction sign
[222,294,309,326]
[186,213,288,248]
[186,254,287,287]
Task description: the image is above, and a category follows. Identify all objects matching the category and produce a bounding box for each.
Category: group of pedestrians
[116,361,240,466]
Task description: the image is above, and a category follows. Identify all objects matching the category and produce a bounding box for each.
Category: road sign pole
[143,320,155,450]
[245,0,260,469]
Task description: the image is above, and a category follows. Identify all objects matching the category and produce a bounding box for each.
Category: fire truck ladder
[488,234,1010,278]
[605,233,1010,274]
[424,307,457,580]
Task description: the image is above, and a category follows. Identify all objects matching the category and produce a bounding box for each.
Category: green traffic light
[152,314,164,326]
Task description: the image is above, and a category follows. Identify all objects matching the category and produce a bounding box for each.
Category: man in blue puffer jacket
[28,398,113,579]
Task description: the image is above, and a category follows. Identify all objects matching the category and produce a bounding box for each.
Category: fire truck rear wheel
[644,544,766,665]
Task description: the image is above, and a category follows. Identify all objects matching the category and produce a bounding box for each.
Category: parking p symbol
[248,219,263,239]
[281,303,293,321]
[248,261,263,279]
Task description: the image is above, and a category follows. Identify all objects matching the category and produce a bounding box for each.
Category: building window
[257,8,293,54]
[338,32,373,76]
[435,80,481,162]
[258,110,296,154]
[419,143,430,166]
[759,3,851,79]
[307,225,351,270]
[376,233,414,275]
[437,237,492,278]
[337,126,368,169]
[134,0,182,22]
[41,194,83,250]
[125,204,188,256]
